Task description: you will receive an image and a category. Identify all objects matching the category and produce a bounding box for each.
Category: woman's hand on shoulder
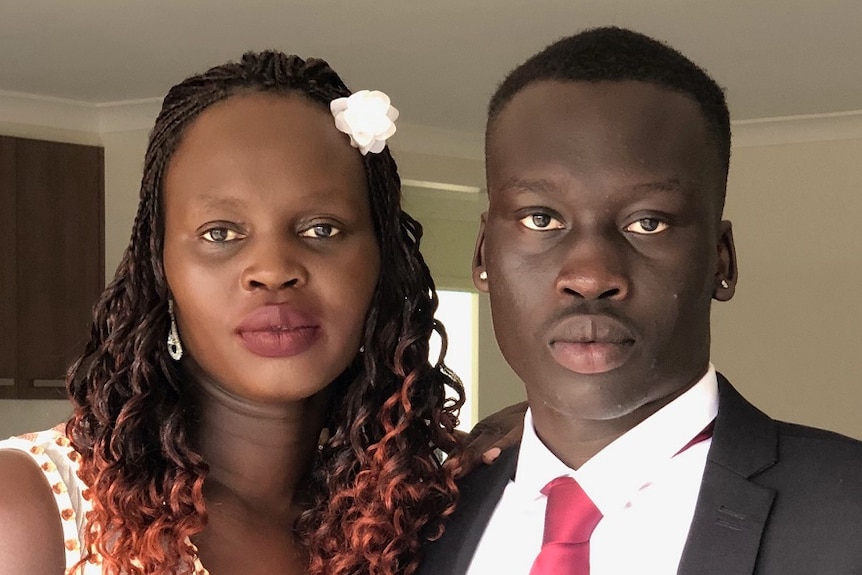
[447,401,527,478]
[0,449,66,575]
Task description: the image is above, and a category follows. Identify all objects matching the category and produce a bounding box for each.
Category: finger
[449,401,529,477]
[446,441,481,479]
[481,447,501,464]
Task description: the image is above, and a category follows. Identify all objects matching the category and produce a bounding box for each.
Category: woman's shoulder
[0,425,88,504]
[2,424,71,451]
[0,426,93,573]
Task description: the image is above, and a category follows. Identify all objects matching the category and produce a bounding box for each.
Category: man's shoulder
[717,374,862,458]
[738,417,862,505]
[772,419,862,471]
[775,419,862,447]
[727,380,862,465]
[714,376,862,494]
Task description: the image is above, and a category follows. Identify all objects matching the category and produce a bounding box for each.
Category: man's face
[478,80,735,424]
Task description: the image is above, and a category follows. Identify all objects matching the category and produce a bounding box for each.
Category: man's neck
[529,378,699,470]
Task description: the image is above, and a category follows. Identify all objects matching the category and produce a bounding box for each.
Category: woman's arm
[0,449,66,575]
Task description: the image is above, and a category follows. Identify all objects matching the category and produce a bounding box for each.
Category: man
[420,27,862,574]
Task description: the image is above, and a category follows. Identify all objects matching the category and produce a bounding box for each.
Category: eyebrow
[496,178,561,195]
[193,194,246,210]
[631,178,684,194]
[497,177,684,195]
[182,194,247,220]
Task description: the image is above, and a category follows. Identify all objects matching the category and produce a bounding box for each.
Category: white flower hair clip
[330,90,399,155]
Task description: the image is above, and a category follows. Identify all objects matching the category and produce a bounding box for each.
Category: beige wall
[0,400,73,437]
[101,129,150,281]
[2,111,862,441]
[713,136,862,438]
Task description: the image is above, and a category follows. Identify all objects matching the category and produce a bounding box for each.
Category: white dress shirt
[466,366,720,575]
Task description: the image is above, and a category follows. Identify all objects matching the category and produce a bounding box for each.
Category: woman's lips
[238,326,320,358]
[236,304,321,358]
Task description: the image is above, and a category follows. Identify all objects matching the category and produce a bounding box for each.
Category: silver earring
[167,299,183,361]
[479,270,488,281]
[720,279,730,289]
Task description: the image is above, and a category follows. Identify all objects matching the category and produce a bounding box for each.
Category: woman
[0,51,463,575]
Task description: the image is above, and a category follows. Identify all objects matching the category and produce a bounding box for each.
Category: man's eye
[202,227,242,242]
[519,213,564,231]
[625,218,669,234]
[299,223,341,238]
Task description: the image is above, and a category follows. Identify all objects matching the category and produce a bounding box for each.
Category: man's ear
[472,212,489,293]
[713,220,738,302]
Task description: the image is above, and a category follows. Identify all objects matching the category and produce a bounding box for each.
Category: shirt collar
[512,364,719,514]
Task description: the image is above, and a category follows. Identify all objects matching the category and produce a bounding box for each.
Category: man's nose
[554,234,630,301]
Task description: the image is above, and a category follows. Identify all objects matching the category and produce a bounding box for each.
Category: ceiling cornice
[3,91,862,158]
[732,111,862,148]
[0,90,99,132]
[96,98,161,133]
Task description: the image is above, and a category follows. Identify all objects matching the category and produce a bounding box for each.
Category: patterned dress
[0,426,209,575]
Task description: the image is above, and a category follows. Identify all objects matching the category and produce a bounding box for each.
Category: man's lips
[236,304,321,358]
[549,315,635,374]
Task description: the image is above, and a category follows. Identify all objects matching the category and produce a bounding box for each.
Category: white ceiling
[1,0,861,137]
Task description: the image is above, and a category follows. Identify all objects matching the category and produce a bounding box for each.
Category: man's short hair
[487,26,731,183]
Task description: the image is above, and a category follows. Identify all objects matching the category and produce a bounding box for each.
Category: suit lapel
[677,376,778,575]
[417,447,518,575]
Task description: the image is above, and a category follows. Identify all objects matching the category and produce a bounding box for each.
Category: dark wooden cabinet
[0,140,16,397]
[0,136,104,399]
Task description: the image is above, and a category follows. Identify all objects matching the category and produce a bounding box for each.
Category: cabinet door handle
[32,379,66,388]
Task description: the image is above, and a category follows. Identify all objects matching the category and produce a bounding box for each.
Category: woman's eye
[202,227,242,243]
[299,223,341,239]
[519,213,564,231]
[625,218,669,235]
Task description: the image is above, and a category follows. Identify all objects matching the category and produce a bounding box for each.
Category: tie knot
[540,475,602,545]
[540,475,577,496]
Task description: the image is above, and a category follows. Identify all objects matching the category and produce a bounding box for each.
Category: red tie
[529,476,602,575]
[675,420,715,456]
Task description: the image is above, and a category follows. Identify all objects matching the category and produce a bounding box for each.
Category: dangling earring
[167,299,183,361]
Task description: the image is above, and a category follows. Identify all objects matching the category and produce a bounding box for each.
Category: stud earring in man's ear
[479,271,488,281]
[720,279,730,289]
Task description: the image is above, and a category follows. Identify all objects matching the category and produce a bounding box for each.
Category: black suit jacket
[418,375,862,574]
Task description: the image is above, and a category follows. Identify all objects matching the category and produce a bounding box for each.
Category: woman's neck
[191,371,328,520]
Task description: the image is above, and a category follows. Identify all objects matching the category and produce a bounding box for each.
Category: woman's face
[162,91,381,404]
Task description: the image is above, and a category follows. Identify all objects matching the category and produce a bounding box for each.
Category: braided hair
[66,51,464,575]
